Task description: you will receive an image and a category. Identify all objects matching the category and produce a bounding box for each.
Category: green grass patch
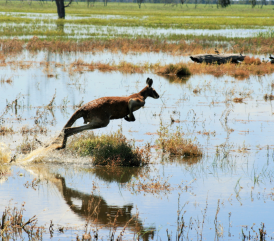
[1,1,274,18]
[67,130,150,166]
[0,2,274,30]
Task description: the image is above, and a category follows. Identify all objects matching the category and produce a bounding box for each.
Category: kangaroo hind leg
[57,118,110,150]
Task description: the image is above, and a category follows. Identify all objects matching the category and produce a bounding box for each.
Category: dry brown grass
[157,63,191,76]
[0,77,12,84]
[233,97,244,103]
[233,69,249,80]
[156,125,202,157]
[20,125,47,135]
[0,126,14,135]
[243,56,261,65]
[0,38,24,54]
[61,60,274,79]
[188,62,274,79]
[0,36,274,56]
[264,93,274,101]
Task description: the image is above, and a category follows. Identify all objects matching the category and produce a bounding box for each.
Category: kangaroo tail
[63,108,84,129]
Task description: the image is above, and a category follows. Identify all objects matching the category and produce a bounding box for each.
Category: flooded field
[1,21,272,39]
[1,48,274,240]
[1,5,274,240]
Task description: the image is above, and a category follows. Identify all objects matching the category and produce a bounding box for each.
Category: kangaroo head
[146,78,159,99]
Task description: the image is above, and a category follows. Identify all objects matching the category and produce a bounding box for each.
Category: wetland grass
[0,126,14,135]
[67,130,150,166]
[156,125,202,157]
[1,36,274,57]
[263,93,274,101]
[0,203,40,240]
[1,2,274,28]
[158,63,191,76]
[86,61,274,79]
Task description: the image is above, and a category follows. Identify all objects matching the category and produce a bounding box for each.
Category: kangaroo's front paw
[124,115,130,122]
[124,115,135,122]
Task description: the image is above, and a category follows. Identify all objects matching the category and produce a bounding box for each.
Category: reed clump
[158,63,191,76]
[264,93,274,101]
[0,126,14,135]
[233,69,249,80]
[233,97,244,103]
[243,56,261,65]
[67,130,150,166]
[156,125,202,157]
[0,38,24,54]
[0,203,39,240]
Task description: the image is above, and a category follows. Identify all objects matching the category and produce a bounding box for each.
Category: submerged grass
[67,130,150,166]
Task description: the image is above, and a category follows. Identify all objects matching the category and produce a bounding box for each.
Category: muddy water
[1,50,274,240]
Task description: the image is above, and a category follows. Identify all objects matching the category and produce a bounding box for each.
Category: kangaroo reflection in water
[26,166,154,240]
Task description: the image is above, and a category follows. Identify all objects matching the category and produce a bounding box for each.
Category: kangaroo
[52,77,159,149]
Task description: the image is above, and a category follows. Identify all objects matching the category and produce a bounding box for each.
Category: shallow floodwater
[1,22,272,39]
[1,50,274,240]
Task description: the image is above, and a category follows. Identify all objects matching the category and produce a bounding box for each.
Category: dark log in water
[190,54,246,64]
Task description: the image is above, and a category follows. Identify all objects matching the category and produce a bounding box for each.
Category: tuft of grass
[67,130,150,166]
[158,63,191,76]
[0,126,14,135]
[264,93,274,101]
[233,69,249,80]
[156,125,202,157]
[243,56,261,65]
[233,97,244,103]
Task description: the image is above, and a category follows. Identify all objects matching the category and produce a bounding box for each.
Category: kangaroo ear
[146,78,153,87]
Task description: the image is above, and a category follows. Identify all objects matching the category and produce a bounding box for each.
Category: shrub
[156,125,202,157]
[243,56,261,65]
[158,63,191,76]
[67,130,150,167]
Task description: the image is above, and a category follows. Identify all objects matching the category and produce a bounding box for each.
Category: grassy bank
[0,2,274,30]
[1,1,274,17]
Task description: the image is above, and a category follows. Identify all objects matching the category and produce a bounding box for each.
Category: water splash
[0,143,11,164]
[17,145,58,164]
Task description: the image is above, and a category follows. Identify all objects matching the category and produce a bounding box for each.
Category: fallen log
[190,54,245,64]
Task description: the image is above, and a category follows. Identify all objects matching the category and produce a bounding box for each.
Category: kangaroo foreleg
[124,98,145,122]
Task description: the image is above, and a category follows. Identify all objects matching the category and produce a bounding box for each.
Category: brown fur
[52,78,159,149]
